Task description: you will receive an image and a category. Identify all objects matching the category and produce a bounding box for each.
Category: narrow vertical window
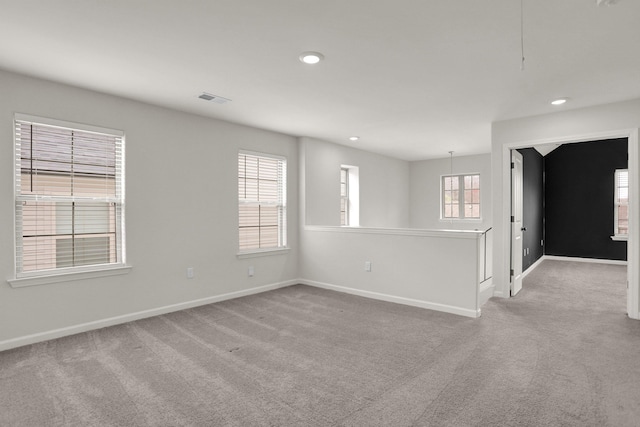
[14,115,125,278]
[340,167,349,226]
[442,174,480,219]
[614,169,628,238]
[238,151,287,251]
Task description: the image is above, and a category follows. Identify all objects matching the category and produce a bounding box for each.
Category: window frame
[10,113,128,287]
[613,168,629,241]
[237,150,287,254]
[340,167,350,226]
[440,173,481,221]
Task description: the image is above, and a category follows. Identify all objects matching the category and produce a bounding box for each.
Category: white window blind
[615,169,628,236]
[442,174,480,219]
[238,152,286,251]
[14,116,125,277]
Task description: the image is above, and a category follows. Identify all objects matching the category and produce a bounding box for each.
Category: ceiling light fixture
[596,0,620,6]
[299,51,324,64]
[349,136,360,141]
[551,98,568,105]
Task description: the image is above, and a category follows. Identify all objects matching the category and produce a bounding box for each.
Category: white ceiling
[1,0,639,161]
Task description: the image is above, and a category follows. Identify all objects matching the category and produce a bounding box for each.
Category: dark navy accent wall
[544,138,627,261]
[517,148,544,271]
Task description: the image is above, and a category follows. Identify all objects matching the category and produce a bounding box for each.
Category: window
[340,165,359,226]
[614,169,628,238]
[340,167,349,226]
[14,115,125,278]
[238,151,287,251]
[442,174,480,219]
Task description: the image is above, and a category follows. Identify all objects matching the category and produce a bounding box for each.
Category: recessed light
[349,136,360,141]
[551,98,568,105]
[299,51,324,64]
[596,0,619,7]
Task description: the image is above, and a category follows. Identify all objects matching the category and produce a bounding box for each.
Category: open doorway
[507,136,635,317]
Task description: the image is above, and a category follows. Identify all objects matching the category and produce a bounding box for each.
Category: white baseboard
[299,279,480,319]
[543,255,627,266]
[479,278,494,306]
[0,279,297,352]
[522,256,545,279]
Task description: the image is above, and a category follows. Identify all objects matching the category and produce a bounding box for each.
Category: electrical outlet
[248,266,254,277]
[187,267,194,279]
[365,261,372,272]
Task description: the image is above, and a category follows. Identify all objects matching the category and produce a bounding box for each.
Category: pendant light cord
[520,0,525,70]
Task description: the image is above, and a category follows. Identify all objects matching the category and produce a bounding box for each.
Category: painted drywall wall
[299,139,483,318]
[0,70,299,345]
[491,99,640,319]
[545,139,627,261]
[300,137,410,228]
[409,154,492,231]
[301,227,481,317]
[517,148,544,271]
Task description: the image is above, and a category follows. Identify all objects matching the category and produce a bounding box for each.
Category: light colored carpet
[1,260,639,426]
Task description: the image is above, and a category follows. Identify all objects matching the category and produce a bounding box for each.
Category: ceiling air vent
[198,92,231,104]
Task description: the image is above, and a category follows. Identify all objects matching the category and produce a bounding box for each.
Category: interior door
[511,150,524,296]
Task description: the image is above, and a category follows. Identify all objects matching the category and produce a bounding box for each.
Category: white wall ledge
[8,265,133,288]
[304,225,487,239]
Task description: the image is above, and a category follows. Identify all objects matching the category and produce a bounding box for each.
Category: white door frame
[500,128,639,319]
[511,150,524,296]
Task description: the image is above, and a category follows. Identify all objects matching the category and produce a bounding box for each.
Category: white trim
[542,255,627,266]
[300,278,481,319]
[8,264,132,288]
[15,112,124,137]
[236,248,290,258]
[627,129,639,319]
[304,225,483,240]
[521,256,545,279]
[611,235,628,241]
[237,148,286,162]
[0,279,297,352]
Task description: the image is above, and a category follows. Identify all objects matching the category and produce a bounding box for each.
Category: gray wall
[409,154,492,230]
[544,139,628,261]
[0,70,299,343]
[300,137,410,228]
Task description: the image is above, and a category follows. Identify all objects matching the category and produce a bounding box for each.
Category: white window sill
[439,218,483,223]
[237,247,290,259]
[611,235,628,241]
[8,264,132,288]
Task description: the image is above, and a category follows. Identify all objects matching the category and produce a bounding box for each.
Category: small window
[340,167,349,226]
[614,169,628,238]
[340,165,359,226]
[238,151,287,251]
[14,115,126,278]
[442,174,480,219]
